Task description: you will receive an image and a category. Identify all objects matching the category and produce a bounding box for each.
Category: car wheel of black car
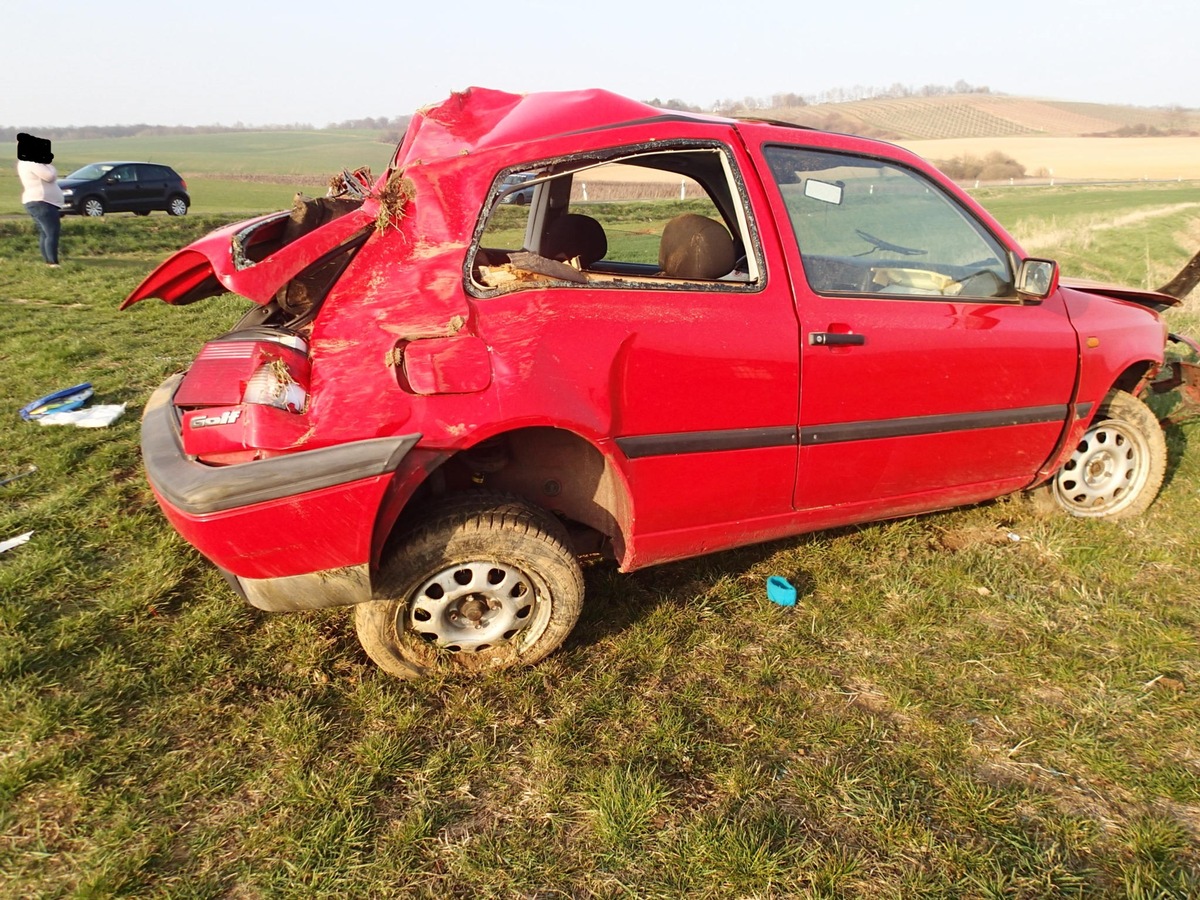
[1048,390,1166,519]
[134,210,150,216]
[81,197,105,217]
[354,491,584,678]
[167,195,189,217]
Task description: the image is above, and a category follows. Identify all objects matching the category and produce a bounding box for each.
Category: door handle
[809,332,865,346]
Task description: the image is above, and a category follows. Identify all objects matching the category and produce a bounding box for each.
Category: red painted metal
[125,86,1182,599]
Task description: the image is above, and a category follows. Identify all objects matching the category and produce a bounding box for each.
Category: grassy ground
[1,129,394,217]
[1,193,1199,897]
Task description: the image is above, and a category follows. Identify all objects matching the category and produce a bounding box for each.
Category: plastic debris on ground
[0,532,33,554]
[20,382,125,427]
[37,404,126,428]
[767,575,798,606]
[0,466,38,487]
[20,382,93,420]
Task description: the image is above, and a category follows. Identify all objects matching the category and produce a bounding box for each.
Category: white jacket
[18,160,64,207]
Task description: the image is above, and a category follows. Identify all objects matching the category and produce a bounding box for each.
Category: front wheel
[354,492,584,678]
[1049,390,1166,519]
[80,197,105,217]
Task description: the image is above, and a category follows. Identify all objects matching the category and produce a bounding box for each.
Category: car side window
[111,165,138,183]
[764,146,1012,300]
[472,146,760,293]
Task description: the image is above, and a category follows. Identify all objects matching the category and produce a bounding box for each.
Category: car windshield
[66,164,115,180]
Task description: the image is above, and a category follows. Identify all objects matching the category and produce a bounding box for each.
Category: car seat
[658,214,736,280]
[542,214,608,268]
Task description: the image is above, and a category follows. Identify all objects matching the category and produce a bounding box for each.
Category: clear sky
[4,0,1198,128]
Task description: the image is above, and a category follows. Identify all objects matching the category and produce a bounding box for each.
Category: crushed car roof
[393,87,731,166]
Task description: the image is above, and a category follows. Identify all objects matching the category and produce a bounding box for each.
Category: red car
[125,87,1194,678]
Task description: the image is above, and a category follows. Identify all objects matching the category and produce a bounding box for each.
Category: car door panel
[795,293,1078,509]
[747,143,1080,514]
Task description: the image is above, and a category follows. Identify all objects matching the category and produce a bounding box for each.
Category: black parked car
[60,162,190,217]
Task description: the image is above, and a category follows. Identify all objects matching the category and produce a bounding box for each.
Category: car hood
[121,204,375,308]
[1059,277,1180,310]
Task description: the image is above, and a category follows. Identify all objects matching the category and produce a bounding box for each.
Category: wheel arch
[1114,358,1161,398]
[369,425,635,579]
[1035,358,1163,486]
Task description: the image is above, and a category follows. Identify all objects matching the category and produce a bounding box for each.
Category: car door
[471,144,802,565]
[754,145,1080,517]
[105,165,141,211]
[136,165,168,210]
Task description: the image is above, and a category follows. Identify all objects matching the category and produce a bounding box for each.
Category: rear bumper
[141,374,421,608]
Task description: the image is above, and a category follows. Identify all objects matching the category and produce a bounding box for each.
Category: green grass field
[1,186,1199,896]
[1,130,395,217]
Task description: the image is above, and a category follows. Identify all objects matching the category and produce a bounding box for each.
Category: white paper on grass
[36,404,126,428]
[0,532,33,554]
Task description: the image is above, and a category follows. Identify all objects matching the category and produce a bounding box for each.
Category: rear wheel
[167,195,189,216]
[355,492,584,678]
[1049,390,1166,519]
[81,197,105,217]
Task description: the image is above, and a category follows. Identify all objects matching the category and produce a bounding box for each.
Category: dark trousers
[24,201,61,264]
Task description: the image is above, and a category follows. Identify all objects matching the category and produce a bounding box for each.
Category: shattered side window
[472,148,759,292]
[480,201,530,256]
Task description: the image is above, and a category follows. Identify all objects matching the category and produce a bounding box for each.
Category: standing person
[16,132,64,267]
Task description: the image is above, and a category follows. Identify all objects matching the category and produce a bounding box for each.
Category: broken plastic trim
[232,211,293,271]
[1150,332,1200,424]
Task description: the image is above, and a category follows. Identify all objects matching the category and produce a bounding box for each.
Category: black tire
[80,196,105,217]
[134,210,151,216]
[355,492,584,678]
[167,195,189,217]
[1048,390,1166,519]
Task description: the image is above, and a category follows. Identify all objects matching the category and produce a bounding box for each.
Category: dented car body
[126,87,1196,678]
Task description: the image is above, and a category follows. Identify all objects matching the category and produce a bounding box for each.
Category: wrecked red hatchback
[126,87,1197,678]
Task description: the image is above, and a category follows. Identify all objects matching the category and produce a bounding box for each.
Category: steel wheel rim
[1053,416,1151,516]
[84,200,103,216]
[405,561,549,653]
[170,199,187,215]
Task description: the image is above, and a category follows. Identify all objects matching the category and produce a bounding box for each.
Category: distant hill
[764,94,1200,140]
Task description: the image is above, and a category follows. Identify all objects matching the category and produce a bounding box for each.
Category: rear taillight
[174,330,313,462]
[243,360,307,413]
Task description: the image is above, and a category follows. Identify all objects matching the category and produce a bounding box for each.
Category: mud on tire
[354,491,584,678]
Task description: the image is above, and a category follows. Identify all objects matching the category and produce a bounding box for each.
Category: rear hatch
[126,197,375,463]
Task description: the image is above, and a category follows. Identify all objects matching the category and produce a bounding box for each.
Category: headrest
[658,214,735,279]
[542,214,608,268]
